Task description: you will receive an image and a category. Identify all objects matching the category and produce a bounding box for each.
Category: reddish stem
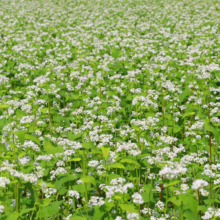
[198,190,201,205]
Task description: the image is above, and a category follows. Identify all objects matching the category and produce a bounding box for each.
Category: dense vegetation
[1,0,220,219]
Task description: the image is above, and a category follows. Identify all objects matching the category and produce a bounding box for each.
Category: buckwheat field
[1,0,220,219]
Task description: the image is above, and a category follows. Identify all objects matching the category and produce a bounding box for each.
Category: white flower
[115,217,124,220]
[75,167,82,173]
[127,212,139,220]
[20,115,35,124]
[132,192,144,204]
[200,189,209,196]
[68,190,80,199]
[63,214,73,220]
[0,75,9,85]
[155,201,165,210]
[181,184,189,193]
[19,156,31,165]
[192,179,208,190]
[88,196,105,207]
[0,177,10,188]
[88,160,99,167]
[0,205,4,213]
[201,211,213,219]
[43,188,57,198]
[159,164,187,179]
[141,208,152,215]
[76,180,84,184]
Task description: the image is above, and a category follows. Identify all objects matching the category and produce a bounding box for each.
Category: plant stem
[160,175,163,200]
[48,95,52,143]
[165,187,169,214]
[198,189,201,205]
[208,84,212,202]
[85,183,88,220]
[179,201,183,220]
[148,179,153,220]
[210,178,212,206]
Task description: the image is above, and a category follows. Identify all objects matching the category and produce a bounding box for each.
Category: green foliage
[40,201,63,218]
[54,174,77,190]
[43,141,63,154]
[14,131,25,145]
[25,134,41,146]
[0,0,219,219]
[80,176,96,186]
[119,204,138,213]
[101,146,110,161]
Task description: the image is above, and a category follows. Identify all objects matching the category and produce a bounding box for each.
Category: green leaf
[14,131,25,145]
[112,49,121,59]
[67,158,81,162]
[114,195,123,200]
[0,118,7,130]
[143,184,151,193]
[141,159,153,168]
[198,205,208,213]
[108,163,125,169]
[120,158,140,167]
[70,216,86,220]
[141,191,154,203]
[213,185,220,190]
[0,196,6,202]
[72,184,86,193]
[24,182,35,204]
[19,208,36,216]
[7,61,15,68]
[80,175,96,186]
[93,206,106,220]
[0,104,10,109]
[108,173,120,182]
[6,212,19,220]
[25,134,41,146]
[57,188,68,195]
[168,196,181,206]
[18,151,26,158]
[71,95,79,100]
[54,174,77,190]
[119,204,138,213]
[68,132,82,140]
[164,114,172,120]
[40,108,49,114]
[41,201,63,218]
[43,141,63,154]
[182,112,195,119]
[179,87,190,103]
[53,116,62,122]
[164,180,181,188]
[38,198,53,206]
[183,210,198,220]
[204,199,212,205]
[82,142,94,149]
[173,125,181,134]
[179,193,198,216]
[204,124,216,134]
[60,117,70,126]
[9,180,18,185]
[0,155,12,160]
[214,198,220,203]
[101,146,110,161]
[204,124,220,145]
[104,201,114,211]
